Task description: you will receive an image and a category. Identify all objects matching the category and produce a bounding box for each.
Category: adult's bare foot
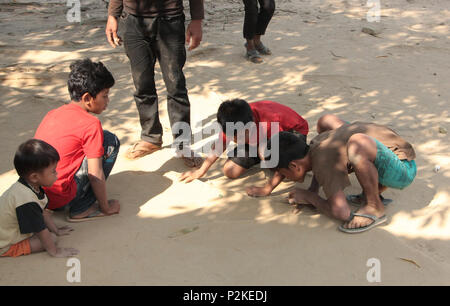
[125,140,161,160]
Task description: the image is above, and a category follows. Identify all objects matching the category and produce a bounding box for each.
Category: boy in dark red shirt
[180,99,309,196]
[35,59,120,222]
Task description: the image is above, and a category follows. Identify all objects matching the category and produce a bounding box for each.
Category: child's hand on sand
[54,247,79,258]
[56,225,74,236]
[246,185,271,197]
[179,169,204,183]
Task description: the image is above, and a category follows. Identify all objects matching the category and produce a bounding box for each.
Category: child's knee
[223,162,243,179]
[347,133,376,164]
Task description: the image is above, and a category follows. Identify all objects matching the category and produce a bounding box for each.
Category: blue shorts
[372,138,416,189]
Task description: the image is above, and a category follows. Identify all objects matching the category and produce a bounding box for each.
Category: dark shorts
[227,130,307,169]
[65,130,120,217]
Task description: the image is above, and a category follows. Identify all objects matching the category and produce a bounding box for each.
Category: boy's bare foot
[341,204,385,230]
[125,140,161,160]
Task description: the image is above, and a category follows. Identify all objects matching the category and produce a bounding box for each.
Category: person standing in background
[105,0,204,167]
[243,0,275,64]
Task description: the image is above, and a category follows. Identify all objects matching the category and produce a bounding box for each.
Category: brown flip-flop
[125,141,162,160]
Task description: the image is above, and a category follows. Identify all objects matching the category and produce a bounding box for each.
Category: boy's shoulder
[1,181,38,213]
[250,100,279,106]
[41,103,101,130]
[53,103,98,119]
[250,100,295,112]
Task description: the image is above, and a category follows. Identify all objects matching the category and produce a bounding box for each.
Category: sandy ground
[0,0,449,285]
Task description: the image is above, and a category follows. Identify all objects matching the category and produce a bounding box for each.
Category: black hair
[265,131,309,169]
[67,58,115,101]
[217,99,254,136]
[14,139,60,178]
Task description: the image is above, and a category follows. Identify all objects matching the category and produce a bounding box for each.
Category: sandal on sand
[346,193,392,207]
[246,49,263,64]
[125,141,161,160]
[338,212,387,234]
[255,42,272,55]
[66,209,106,223]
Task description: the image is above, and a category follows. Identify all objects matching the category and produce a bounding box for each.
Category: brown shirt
[309,122,416,198]
[108,0,204,20]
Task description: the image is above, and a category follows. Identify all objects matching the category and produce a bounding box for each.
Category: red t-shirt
[221,100,309,147]
[34,104,104,209]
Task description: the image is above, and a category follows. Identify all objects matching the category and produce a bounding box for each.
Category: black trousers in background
[124,13,191,147]
[243,0,275,40]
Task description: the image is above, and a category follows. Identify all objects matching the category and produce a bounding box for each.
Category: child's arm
[246,170,285,197]
[37,228,79,257]
[179,153,219,183]
[179,140,225,183]
[43,209,74,236]
[308,175,320,193]
[87,157,120,215]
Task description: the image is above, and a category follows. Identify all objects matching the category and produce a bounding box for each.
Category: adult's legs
[124,14,163,146]
[254,0,275,39]
[155,15,202,167]
[243,0,259,42]
[243,0,264,63]
[243,0,275,42]
[343,133,385,229]
[156,15,191,151]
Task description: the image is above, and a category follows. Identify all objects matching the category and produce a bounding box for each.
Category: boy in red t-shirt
[35,59,120,222]
[179,99,309,196]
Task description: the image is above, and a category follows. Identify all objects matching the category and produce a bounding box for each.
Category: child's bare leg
[317,114,346,134]
[29,233,57,253]
[351,184,388,205]
[343,133,385,229]
[223,160,248,179]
